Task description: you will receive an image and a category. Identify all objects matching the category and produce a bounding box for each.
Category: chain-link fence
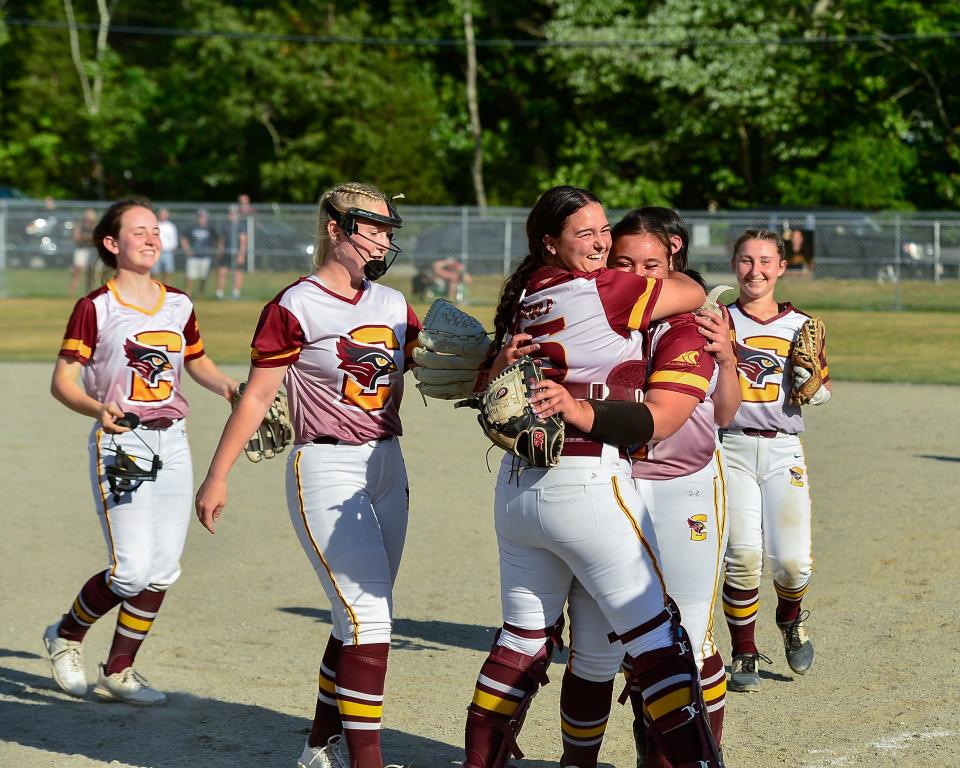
[2,199,959,308]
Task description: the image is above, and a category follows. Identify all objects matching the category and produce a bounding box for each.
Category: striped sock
[774,580,809,625]
[559,668,613,768]
[723,583,759,656]
[337,643,388,768]
[105,588,165,675]
[309,635,344,748]
[700,652,726,746]
[57,570,123,642]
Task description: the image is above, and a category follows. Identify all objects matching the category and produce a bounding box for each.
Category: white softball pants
[88,422,193,598]
[495,450,672,665]
[566,450,729,679]
[286,437,409,647]
[721,432,813,591]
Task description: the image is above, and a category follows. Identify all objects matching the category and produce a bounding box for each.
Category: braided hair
[313,182,390,270]
[490,185,602,355]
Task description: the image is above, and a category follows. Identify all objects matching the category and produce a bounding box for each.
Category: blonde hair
[312,182,389,270]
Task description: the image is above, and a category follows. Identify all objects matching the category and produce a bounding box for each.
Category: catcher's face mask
[325,198,403,281]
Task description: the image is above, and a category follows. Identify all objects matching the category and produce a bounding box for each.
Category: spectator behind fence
[68,208,98,295]
[182,209,223,297]
[432,256,471,302]
[153,208,178,285]
[216,205,248,301]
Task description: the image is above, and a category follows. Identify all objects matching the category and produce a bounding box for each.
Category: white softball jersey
[250,275,420,445]
[60,280,205,422]
[726,301,829,435]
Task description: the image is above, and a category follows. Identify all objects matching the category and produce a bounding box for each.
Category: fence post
[894,214,902,312]
[0,200,7,298]
[933,220,941,284]
[502,216,512,276]
[460,206,470,271]
[246,213,256,273]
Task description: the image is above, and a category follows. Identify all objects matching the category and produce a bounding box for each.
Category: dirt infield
[1,362,957,767]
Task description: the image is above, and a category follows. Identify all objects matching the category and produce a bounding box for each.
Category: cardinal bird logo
[124,338,173,385]
[735,344,782,387]
[336,336,398,393]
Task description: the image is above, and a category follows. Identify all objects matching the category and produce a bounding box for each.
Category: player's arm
[237,231,247,265]
[50,357,130,434]
[185,355,239,401]
[695,306,742,426]
[180,236,192,257]
[528,382,658,446]
[195,364,287,534]
[650,271,706,321]
[642,389,700,441]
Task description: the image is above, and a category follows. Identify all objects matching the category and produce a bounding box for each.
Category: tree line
[1,0,958,210]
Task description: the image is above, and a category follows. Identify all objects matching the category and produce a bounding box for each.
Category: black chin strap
[347,232,401,282]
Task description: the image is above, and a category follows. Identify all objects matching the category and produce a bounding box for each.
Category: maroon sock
[337,643,389,768]
[57,571,123,642]
[700,651,726,746]
[559,669,614,768]
[309,635,344,748]
[722,583,759,656]
[105,588,166,675]
[465,644,541,768]
[774,580,808,625]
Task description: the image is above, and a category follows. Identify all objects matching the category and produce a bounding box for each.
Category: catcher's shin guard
[464,619,563,768]
[620,605,724,768]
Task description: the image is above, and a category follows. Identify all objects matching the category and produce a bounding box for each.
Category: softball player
[462,186,723,768]
[195,183,417,768]
[44,199,236,706]
[720,229,831,692]
[553,208,740,768]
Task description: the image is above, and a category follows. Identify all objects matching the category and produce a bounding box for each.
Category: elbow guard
[587,400,654,447]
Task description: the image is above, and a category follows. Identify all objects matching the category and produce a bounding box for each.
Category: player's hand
[221,377,241,402]
[490,333,540,376]
[195,476,227,534]
[100,403,131,434]
[695,306,736,366]
[528,379,592,431]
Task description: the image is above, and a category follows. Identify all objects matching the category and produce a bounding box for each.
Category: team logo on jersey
[735,343,783,387]
[688,514,708,541]
[670,350,701,367]
[789,466,805,487]
[124,331,182,404]
[519,297,554,321]
[125,338,173,385]
[335,327,400,412]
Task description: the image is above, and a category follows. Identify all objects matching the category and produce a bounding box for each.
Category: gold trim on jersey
[184,339,204,357]
[61,337,93,360]
[107,279,167,316]
[627,280,656,330]
[611,476,667,598]
[648,369,709,392]
[251,346,300,362]
[293,450,361,645]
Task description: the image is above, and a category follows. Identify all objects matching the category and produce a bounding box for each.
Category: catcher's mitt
[232,383,294,462]
[413,299,491,400]
[789,316,826,406]
[457,356,564,468]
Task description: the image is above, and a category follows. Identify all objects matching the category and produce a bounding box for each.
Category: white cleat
[93,664,167,706]
[42,622,88,697]
[298,734,349,768]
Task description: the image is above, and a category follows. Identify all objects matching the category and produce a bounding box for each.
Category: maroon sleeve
[594,270,664,335]
[646,317,715,402]
[183,309,206,361]
[250,301,305,368]
[58,297,98,364]
[403,302,422,371]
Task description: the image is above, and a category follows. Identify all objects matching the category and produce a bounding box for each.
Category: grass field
[2,269,958,384]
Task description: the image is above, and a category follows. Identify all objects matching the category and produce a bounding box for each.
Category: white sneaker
[42,622,87,697]
[93,664,167,706]
[298,734,349,768]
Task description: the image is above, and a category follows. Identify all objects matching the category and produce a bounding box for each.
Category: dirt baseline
[1,363,957,767]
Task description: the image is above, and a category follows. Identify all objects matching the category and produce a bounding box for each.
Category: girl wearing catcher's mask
[196,182,419,768]
[45,198,236,706]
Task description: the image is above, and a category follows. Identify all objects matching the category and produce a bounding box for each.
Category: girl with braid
[45,199,236,706]
[461,186,724,768]
[196,182,417,768]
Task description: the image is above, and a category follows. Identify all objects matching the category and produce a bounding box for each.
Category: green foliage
[0,0,958,210]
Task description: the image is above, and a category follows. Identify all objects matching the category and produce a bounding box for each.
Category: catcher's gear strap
[587,399,654,447]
